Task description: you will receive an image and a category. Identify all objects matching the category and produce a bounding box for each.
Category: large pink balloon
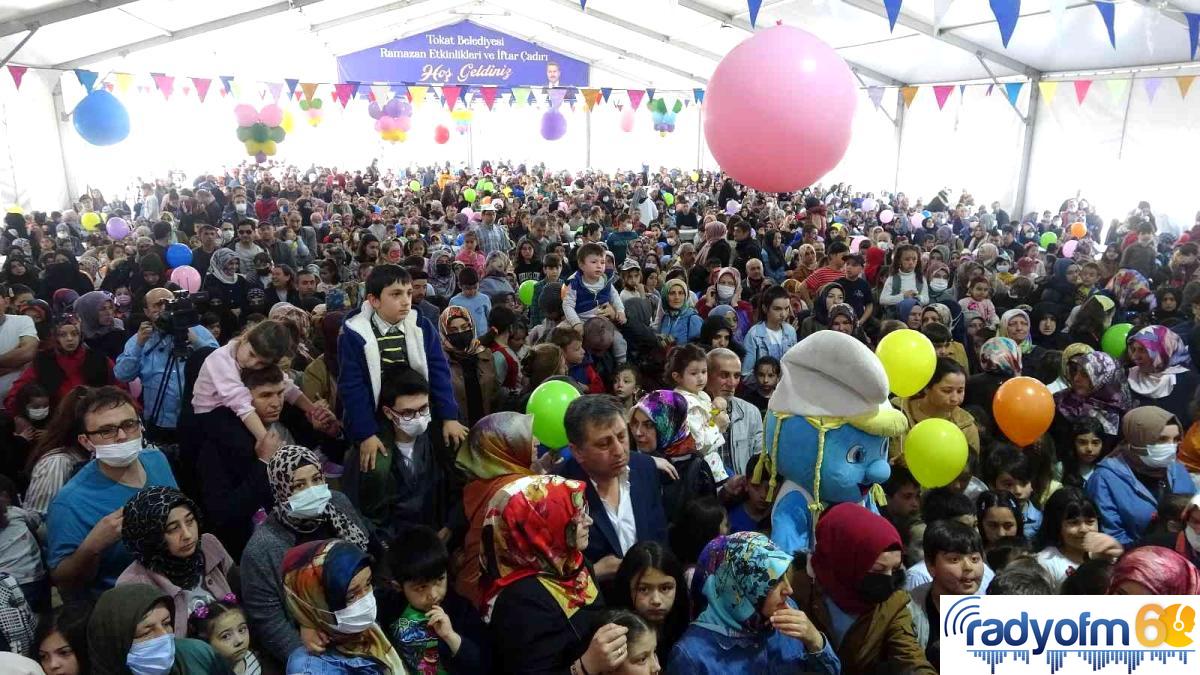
[704,25,856,192]
[620,108,635,132]
[170,265,201,293]
[395,116,412,132]
[259,104,284,127]
[880,209,895,224]
[234,104,258,127]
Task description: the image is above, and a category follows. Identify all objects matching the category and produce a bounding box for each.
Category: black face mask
[447,331,474,352]
[858,569,906,605]
[435,263,452,277]
[256,267,270,275]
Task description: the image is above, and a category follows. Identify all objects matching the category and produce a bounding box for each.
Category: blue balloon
[72,90,130,146]
[922,210,931,218]
[165,243,192,268]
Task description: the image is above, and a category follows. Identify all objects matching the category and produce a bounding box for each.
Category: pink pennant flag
[933,85,954,110]
[7,65,26,90]
[333,83,355,107]
[1074,79,1092,104]
[442,85,462,110]
[480,86,499,110]
[182,86,191,96]
[1144,77,1163,102]
[628,89,645,110]
[191,77,212,103]
[105,83,114,92]
[151,73,174,100]
[268,82,283,102]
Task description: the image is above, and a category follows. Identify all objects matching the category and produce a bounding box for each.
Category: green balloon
[251,123,269,143]
[663,192,675,206]
[1101,323,1134,359]
[482,180,495,194]
[269,127,285,142]
[528,380,581,448]
[1039,231,1058,248]
[463,188,477,203]
[519,279,537,306]
[236,127,252,142]
[311,98,323,109]
[409,180,421,191]
[299,99,310,111]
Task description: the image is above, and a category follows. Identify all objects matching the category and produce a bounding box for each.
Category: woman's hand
[1082,531,1124,560]
[771,608,825,653]
[652,455,680,481]
[300,626,330,654]
[580,623,629,674]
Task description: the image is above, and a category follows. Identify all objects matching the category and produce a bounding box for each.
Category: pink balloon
[850,235,868,254]
[170,265,201,293]
[909,213,924,228]
[373,119,384,132]
[879,209,895,224]
[234,104,258,127]
[259,104,284,127]
[395,116,412,132]
[381,117,396,132]
[704,25,855,192]
[1062,240,1079,258]
[461,208,474,218]
[620,108,635,132]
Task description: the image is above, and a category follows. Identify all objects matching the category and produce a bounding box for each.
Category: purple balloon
[383,98,402,118]
[367,101,382,120]
[105,216,130,240]
[255,151,267,163]
[396,101,413,118]
[541,110,567,140]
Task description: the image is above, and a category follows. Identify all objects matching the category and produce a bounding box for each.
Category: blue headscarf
[695,532,793,635]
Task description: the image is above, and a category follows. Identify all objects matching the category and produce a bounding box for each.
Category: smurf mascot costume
[755,331,908,554]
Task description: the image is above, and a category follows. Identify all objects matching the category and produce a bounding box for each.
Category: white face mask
[716,284,735,302]
[221,230,234,244]
[288,483,332,519]
[394,412,431,438]
[333,591,377,634]
[26,406,49,421]
[93,436,142,467]
[996,264,1011,273]
[234,202,247,213]
[1140,443,1178,468]
[930,279,949,292]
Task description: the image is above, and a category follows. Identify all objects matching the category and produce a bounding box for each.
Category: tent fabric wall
[0,69,70,211]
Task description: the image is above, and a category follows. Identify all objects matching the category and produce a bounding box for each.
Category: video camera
[154,289,208,356]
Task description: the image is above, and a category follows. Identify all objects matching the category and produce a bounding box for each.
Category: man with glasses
[46,386,178,598]
[343,368,445,540]
[232,218,265,276]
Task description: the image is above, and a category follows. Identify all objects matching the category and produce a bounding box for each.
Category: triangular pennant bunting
[408,85,427,107]
[74,69,98,91]
[8,65,27,90]
[900,86,919,108]
[1074,79,1092,104]
[151,73,174,100]
[442,85,462,110]
[548,87,567,109]
[1094,1,1116,49]
[628,89,645,109]
[868,86,885,109]
[933,85,954,110]
[959,84,967,97]
[581,0,588,8]
[884,0,904,31]
[480,86,499,110]
[1004,82,1024,106]
[989,0,1021,48]
[1038,81,1059,104]
[191,77,212,103]
[370,84,389,104]
[268,82,283,102]
[645,88,656,102]
[693,88,705,104]
[285,79,299,97]
[115,72,134,93]
[580,88,601,110]
[1178,75,1195,98]
[219,75,234,95]
[1187,13,1200,60]
[1144,77,1163,102]
[333,83,354,107]
[300,83,318,102]
[1105,78,1129,101]
[511,86,529,107]
[747,0,763,27]
[986,83,995,96]
[600,87,613,103]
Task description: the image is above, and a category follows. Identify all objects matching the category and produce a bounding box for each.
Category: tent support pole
[585,107,592,168]
[0,25,38,69]
[1014,75,1041,216]
[893,92,905,194]
[1116,81,1134,160]
[695,104,704,171]
[50,79,77,204]
[976,53,1027,123]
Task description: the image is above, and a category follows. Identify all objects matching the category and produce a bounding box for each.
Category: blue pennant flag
[219,75,234,94]
[693,88,705,104]
[883,0,904,31]
[1004,82,1024,105]
[580,0,588,8]
[1187,13,1200,60]
[747,0,763,27]
[74,69,98,91]
[600,87,613,102]
[989,0,1021,48]
[646,88,656,102]
[1094,1,1116,49]
[391,84,408,98]
[284,78,299,97]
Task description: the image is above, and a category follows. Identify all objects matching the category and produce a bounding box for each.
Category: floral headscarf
[438,305,484,356]
[281,540,406,673]
[457,412,537,527]
[1055,351,1133,435]
[998,309,1032,354]
[1060,343,1095,382]
[481,474,598,621]
[1127,325,1192,398]
[51,288,79,318]
[694,532,792,635]
[1108,546,1200,595]
[979,337,1022,377]
[1107,268,1156,311]
[634,390,696,458]
[426,246,456,298]
[267,445,369,550]
[122,486,205,590]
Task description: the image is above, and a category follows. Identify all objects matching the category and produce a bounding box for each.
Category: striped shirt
[371,313,409,368]
[24,451,85,517]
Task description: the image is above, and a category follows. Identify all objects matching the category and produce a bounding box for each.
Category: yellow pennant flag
[114,72,134,94]
[511,86,530,107]
[1105,78,1129,101]
[408,85,428,108]
[1177,75,1195,98]
[900,86,918,108]
[231,81,242,98]
[1038,81,1059,105]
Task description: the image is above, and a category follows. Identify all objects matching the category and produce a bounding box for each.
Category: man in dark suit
[558,394,668,582]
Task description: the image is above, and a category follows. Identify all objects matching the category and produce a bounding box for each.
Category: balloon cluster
[235,104,289,163]
[452,109,473,134]
[369,98,413,143]
[298,98,325,126]
[650,99,681,137]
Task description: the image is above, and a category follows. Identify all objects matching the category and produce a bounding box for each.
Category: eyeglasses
[388,405,430,421]
[85,418,141,442]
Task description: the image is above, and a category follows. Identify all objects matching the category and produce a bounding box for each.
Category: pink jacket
[191,340,301,417]
[116,534,236,637]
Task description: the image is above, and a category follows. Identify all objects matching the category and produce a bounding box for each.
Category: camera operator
[114,287,218,444]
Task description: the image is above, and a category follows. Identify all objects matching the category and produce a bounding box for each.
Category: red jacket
[4,346,123,412]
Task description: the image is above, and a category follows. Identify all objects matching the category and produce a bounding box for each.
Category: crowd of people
[0,160,1197,674]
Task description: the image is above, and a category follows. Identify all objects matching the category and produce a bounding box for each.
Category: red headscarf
[865,246,886,286]
[811,502,903,615]
[1108,546,1200,595]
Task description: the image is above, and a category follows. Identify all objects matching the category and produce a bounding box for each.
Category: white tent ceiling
[3,0,1200,88]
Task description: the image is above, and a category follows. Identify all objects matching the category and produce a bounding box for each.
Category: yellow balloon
[281,110,295,134]
[690,171,700,181]
[81,211,101,230]
[904,418,968,488]
[875,328,936,397]
[262,140,277,156]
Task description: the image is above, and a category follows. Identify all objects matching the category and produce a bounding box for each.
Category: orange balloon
[993,376,1055,447]
[1070,221,1086,238]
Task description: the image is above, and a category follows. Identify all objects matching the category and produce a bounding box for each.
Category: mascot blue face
[767,414,892,506]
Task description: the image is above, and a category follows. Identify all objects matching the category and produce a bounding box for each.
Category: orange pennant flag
[1177,75,1195,98]
[299,82,318,102]
[900,86,919,108]
[581,88,602,111]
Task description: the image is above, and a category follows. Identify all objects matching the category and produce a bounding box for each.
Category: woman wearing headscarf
[792,503,934,675]
[116,487,235,637]
[438,306,500,428]
[963,336,1021,425]
[451,412,538,609]
[75,290,127,361]
[1086,406,1197,546]
[1109,546,1200,594]
[697,267,754,337]
[658,278,703,346]
[790,243,819,284]
[1107,268,1156,324]
[669,532,840,674]
[1,255,39,289]
[4,314,121,412]
[88,583,233,674]
[896,297,924,331]
[479,251,516,304]
[696,221,731,269]
[1031,302,1070,351]
[37,251,94,302]
[301,310,345,416]
[1054,351,1133,442]
[1126,325,1200,428]
[426,245,457,300]
[863,243,886,287]
[281,539,406,674]
[630,390,717,525]
[484,474,626,675]
[241,445,372,663]
[201,249,252,341]
[798,281,846,339]
[997,308,1048,377]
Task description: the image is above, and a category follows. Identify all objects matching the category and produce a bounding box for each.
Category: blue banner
[336,20,589,87]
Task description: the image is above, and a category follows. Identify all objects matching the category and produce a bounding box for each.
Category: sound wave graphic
[969,649,1194,674]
